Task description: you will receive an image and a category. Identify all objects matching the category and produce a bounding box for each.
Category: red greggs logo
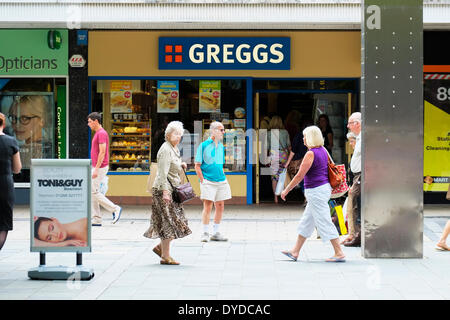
[164,45,183,63]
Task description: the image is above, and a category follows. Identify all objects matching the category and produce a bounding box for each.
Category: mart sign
[159,37,290,70]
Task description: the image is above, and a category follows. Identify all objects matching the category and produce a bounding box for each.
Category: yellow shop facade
[88,30,361,205]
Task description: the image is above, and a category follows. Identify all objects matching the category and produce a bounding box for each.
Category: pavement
[0,203,449,300]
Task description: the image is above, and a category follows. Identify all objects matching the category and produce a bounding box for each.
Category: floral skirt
[270,149,289,182]
[143,188,192,240]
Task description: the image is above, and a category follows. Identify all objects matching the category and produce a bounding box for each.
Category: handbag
[167,168,196,204]
[323,147,349,198]
[324,147,345,188]
[330,164,350,198]
[275,168,287,195]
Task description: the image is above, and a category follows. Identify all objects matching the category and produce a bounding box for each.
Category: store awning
[0,0,449,30]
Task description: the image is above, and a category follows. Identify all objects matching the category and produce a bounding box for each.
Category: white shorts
[200,179,232,202]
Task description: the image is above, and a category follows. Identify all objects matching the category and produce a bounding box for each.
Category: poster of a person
[6,95,54,169]
[33,216,87,247]
[30,160,91,252]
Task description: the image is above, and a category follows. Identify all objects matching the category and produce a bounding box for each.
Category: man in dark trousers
[343,112,362,247]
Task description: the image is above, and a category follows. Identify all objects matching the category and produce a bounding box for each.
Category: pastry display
[110,118,151,172]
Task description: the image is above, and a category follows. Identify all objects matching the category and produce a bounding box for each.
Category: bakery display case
[202,119,246,172]
[110,117,151,172]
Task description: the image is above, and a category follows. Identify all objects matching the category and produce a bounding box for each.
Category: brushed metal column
[361,0,423,258]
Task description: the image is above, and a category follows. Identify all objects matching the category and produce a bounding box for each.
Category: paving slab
[0,203,449,300]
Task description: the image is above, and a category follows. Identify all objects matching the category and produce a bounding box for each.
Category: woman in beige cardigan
[143,121,191,265]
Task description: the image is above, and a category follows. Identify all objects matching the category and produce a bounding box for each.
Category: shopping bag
[334,205,348,235]
[322,147,349,198]
[275,168,287,195]
[99,175,109,195]
[146,162,158,194]
[329,200,348,236]
[330,164,349,199]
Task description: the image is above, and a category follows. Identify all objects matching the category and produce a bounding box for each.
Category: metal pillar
[361,0,424,258]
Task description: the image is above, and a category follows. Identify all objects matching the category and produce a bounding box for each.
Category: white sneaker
[200,232,210,242]
[210,232,228,242]
[112,206,122,224]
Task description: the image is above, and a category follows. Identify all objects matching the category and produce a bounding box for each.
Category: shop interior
[90,78,358,203]
[253,79,358,203]
[91,79,248,174]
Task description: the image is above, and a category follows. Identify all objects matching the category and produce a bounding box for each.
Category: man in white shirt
[343,112,362,247]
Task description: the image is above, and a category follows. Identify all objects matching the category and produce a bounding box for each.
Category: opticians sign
[159,37,290,70]
[0,29,68,76]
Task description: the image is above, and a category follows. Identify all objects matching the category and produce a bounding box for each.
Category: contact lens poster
[157,80,179,113]
[30,160,91,252]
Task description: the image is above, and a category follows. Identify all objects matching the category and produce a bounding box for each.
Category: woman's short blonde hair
[269,115,285,130]
[303,125,324,148]
[165,121,184,141]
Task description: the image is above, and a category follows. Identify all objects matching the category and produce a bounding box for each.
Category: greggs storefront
[88,31,360,205]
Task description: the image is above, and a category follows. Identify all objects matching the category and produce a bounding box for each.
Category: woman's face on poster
[37,218,67,243]
[9,100,44,142]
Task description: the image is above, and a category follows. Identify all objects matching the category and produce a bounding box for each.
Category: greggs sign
[159,37,290,70]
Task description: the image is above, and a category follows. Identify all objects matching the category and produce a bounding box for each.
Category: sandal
[435,244,450,251]
[326,256,346,263]
[160,257,180,265]
[153,244,162,257]
[281,250,298,261]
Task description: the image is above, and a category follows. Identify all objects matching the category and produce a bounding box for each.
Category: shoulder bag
[323,147,349,198]
[167,168,196,204]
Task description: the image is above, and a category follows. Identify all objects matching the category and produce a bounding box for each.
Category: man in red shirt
[87,112,122,226]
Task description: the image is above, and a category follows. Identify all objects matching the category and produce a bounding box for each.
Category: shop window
[253,79,357,91]
[0,78,64,183]
[91,79,247,173]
